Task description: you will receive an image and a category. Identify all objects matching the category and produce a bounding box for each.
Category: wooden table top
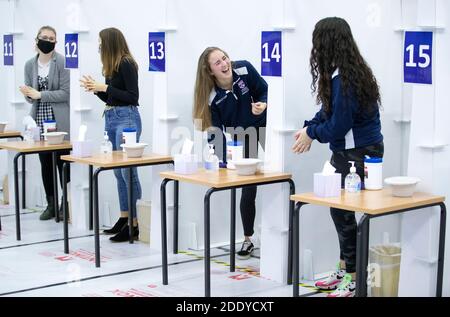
[61,151,173,168]
[0,140,72,152]
[160,168,292,188]
[0,131,22,138]
[291,189,445,215]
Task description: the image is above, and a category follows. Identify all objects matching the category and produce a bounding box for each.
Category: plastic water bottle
[100,131,113,155]
[345,161,361,193]
[204,144,219,172]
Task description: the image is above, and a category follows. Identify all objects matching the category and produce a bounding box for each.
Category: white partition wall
[1,0,448,295]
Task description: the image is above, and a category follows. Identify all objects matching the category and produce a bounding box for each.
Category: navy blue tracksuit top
[208,60,268,161]
[304,70,383,152]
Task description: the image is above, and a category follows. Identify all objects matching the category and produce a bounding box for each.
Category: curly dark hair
[310,17,381,114]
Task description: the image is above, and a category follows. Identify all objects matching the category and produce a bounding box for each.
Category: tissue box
[314,173,342,197]
[174,154,199,175]
[72,140,94,158]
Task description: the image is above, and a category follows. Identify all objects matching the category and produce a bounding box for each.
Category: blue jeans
[105,106,142,218]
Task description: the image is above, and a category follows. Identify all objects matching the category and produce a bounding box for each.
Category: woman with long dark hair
[292,17,384,297]
[80,28,142,242]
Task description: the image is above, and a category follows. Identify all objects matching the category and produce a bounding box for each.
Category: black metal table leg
[22,155,26,209]
[13,153,22,240]
[89,165,93,231]
[287,179,296,285]
[204,188,215,297]
[63,162,70,253]
[173,180,179,254]
[128,167,134,244]
[230,188,236,272]
[53,152,59,223]
[93,168,102,267]
[356,214,370,297]
[293,202,306,297]
[437,203,447,297]
[160,178,171,285]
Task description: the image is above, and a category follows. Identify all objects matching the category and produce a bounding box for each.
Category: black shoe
[237,241,254,260]
[39,196,55,221]
[103,217,128,235]
[109,224,139,243]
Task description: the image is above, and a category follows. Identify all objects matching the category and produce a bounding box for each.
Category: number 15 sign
[404,31,433,85]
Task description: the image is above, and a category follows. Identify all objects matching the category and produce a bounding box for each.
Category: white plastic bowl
[120,143,148,158]
[0,122,7,133]
[229,158,262,176]
[384,176,421,197]
[42,132,68,145]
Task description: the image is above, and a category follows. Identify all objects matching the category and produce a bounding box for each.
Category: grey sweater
[24,51,70,139]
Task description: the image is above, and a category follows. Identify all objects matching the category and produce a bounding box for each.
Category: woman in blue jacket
[292,17,384,297]
[193,47,268,259]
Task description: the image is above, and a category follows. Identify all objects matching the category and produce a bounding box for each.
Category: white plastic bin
[368,244,401,297]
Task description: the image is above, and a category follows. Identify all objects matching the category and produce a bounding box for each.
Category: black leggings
[329,142,384,273]
[38,150,71,198]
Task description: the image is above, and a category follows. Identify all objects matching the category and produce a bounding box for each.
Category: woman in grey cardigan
[19,26,71,221]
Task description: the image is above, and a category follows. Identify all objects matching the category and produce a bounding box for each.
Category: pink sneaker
[315,264,346,290]
[327,274,356,297]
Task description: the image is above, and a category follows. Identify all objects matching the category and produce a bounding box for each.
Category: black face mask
[37,39,55,54]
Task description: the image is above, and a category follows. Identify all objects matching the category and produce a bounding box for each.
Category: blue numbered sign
[3,35,14,66]
[148,32,165,72]
[404,31,433,84]
[65,33,79,69]
[261,31,282,77]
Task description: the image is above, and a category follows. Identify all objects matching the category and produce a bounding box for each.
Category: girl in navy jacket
[292,17,384,297]
[193,47,268,259]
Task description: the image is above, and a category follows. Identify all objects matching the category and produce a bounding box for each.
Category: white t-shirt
[38,59,50,78]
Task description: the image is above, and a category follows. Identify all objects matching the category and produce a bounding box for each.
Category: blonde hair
[193,47,230,131]
[36,26,57,40]
[99,28,138,78]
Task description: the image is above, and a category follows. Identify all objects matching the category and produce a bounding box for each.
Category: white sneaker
[327,274,356,297]
[315,263,346,290]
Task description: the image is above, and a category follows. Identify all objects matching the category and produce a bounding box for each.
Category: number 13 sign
[149,32,165,72]
[404,31,433,84]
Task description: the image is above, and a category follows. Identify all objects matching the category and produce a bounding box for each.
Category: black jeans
[38,150,71,198]
[329,142,384,273]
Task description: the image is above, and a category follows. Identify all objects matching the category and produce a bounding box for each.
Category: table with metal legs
[61,152,173,267]
[0,140,72,239]
[291,190,446,297]
[160,169,295,297]
[0,132,24,231]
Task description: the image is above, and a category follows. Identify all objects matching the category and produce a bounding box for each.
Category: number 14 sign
[261,31,282,77]
[404,31,433,84]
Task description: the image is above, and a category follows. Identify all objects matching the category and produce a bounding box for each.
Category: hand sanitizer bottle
[100,131,113,155]
[205,144,219,172]
[345,161,361,193]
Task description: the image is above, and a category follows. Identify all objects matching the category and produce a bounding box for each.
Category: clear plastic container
[345,161,361,193]
[100,131,113,155]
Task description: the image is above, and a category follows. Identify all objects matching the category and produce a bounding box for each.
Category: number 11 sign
[3,35,14,66]
[404,31,433,84]
[261,31,282,77]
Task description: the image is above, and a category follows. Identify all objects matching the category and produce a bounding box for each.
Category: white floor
[0,204,325,297]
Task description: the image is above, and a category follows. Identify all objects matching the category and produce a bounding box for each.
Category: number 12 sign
[404,31,433,84]
[261,31,282,77]
[65,33,78,69]
[149,32,165,72]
